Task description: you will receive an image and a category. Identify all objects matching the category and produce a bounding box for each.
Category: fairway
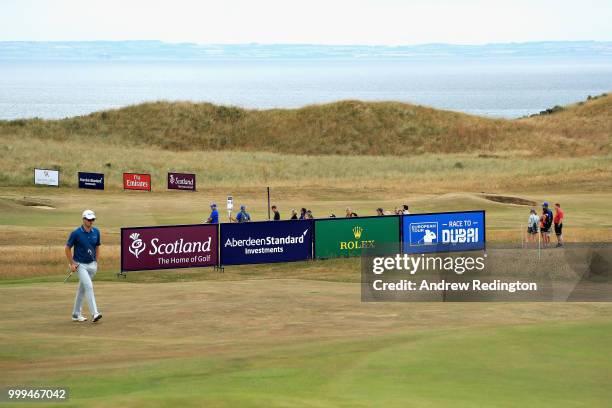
[1,279,612,407]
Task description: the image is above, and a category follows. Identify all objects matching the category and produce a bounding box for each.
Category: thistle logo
[340,224,375,250]
[129,233,146,258]
[169,174,175,184]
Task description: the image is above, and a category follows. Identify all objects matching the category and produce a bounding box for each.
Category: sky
[1,0,611,45]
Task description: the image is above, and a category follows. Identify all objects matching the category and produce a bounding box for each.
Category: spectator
[306,210,314,219]
[402,205,410,215]
[271,205,281,221]
[290,209,298,220]
[231,205,251,223]
[540,202,553,247]
[205,202,219,224]
[527,208,539,243]
[554,203,565,247]
[345,207,358,218]
[299,208,307,220]
[376,208,384,216]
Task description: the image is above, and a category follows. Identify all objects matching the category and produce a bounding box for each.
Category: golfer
[65,210,102,323]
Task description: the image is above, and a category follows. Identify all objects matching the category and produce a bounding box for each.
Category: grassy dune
[1,93,611,159]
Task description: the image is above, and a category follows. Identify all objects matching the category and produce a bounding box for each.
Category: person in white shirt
[527,208,539,243]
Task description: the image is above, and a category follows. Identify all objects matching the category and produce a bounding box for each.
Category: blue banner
[402,211,485,253]
[220,220,312,265]
[78,172,104,190]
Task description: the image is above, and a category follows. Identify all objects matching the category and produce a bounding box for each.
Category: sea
[1,58,611,120]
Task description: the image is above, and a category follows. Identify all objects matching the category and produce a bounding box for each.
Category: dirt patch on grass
[14,196,55,209]
[482,194,536,206]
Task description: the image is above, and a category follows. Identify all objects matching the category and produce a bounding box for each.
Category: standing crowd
[527,202,564,247]
[204,203,412,223]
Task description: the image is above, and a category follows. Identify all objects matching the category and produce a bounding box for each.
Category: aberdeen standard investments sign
[220,220,312,265]
[121,224,218,272]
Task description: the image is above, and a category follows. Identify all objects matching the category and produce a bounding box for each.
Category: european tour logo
[339,225,376,250]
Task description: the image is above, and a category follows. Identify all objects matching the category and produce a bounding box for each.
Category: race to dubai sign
[123,173,151,191]
[121,224,218,271]
[402,211,486,254]
[167,172,196,191]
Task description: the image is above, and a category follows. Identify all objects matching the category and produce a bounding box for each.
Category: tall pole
[267,187,271,220]
[538,228,541,260]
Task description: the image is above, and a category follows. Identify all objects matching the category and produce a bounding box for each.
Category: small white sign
[34,168,59,186]
[227,196,234,211]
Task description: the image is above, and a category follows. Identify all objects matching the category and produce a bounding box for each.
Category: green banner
[314,216,400,259]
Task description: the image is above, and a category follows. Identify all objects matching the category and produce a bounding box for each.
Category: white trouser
[72,261,99,317]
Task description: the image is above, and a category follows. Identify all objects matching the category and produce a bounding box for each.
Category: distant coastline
[1,40,611,61]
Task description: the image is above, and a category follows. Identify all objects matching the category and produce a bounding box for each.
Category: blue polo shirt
[66,226,101,263]
[236,211,251,223]
[209,209,219,224]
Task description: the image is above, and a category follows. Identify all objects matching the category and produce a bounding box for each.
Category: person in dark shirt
[271,205,281,221]
[65,210,102,323]
[290,209,298,220]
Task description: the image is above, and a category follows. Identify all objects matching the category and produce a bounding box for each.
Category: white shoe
[92,313,102,323]
[72,315,87,322]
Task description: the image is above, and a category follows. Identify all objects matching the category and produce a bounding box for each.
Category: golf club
[63,264,77,283]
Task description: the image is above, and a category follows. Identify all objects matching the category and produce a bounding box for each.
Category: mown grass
[2,321,611,407]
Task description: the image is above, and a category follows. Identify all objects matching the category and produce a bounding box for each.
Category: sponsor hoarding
[402,211,485,254]
[121,224,218,272]
[220,220,312,265]
[168,172,196,191]
[34,168,59,186]
[78,172,104,190]
[314,216,400,259]
[123,173,151,191]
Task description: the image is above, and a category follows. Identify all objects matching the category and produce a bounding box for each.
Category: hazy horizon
[2,1,611,44]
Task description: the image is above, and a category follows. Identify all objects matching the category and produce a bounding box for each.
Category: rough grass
[1,94,611,159]
[1,135,611,191]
